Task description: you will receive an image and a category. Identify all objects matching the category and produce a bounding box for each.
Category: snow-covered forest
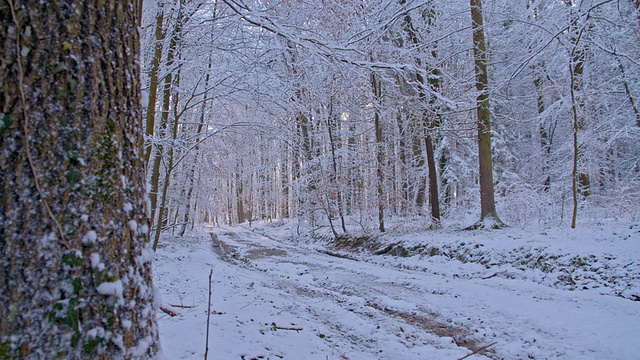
[1,0,638,358]
[142,3,640,356]
[141,0,640,237]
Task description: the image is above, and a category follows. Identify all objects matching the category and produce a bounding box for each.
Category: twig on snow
[271,322,303,332]
[169,304,196,308]
[159,307,178,317]
[204,269,213,360]
[457,341,497,360]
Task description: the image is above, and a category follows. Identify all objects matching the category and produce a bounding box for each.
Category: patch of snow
[155,223,640,359]
[89,253,104,271]
[137,244,155,266]
[96,280,123,299]
[129,335,155,358]
[141,91,149,108]
[83,230,97,244]
[86,327,105,339]
[128,220,138,232]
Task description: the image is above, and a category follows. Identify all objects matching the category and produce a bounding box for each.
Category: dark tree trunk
[424,132,441,226]
[0,1,160,358]
[469,0,505,229]
[371,72,386,233]
[149,1,183,238]
[400,0,442,227]
[144,4,165,168]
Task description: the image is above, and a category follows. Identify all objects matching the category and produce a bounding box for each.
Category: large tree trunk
[469,0,505,229]
[0,1,159,358]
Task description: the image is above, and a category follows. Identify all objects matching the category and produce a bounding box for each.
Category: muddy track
[209,229,495,358]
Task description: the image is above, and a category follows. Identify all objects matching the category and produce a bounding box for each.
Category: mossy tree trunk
[469,0,505,229]
[0,1,159,358]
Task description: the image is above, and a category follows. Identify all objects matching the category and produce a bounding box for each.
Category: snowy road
[156,225,640,359]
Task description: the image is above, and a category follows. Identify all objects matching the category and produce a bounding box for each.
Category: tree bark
[370,72,386,233]
[533,68,553,191]
[327,103,347,234]
[469,0,505,228]
[616,57,640,128]
[567,4,590,228]
[401,0,442,227]
[0,1,159,358]
[144,4,166,168]
[149,0,183,242]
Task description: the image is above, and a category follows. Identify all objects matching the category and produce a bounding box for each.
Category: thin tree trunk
[425,132,441,226]
[568,5,590,228]
[371,72,386,233]
[153,66,182,251]
[327,100,347,233]
[401,0,442,227]
[412,128,426,212]
[530,0,552,192]
[570,62,580,229]
[144,5,165,167]
[149,5,182,235]
[180,50,214,236]
[617,57,640,128]
[236,166,245,224]
[533,71,552,191]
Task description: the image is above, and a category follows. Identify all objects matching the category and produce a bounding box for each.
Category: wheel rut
[210,229,496,358]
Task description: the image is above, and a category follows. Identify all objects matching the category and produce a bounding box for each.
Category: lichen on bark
[0,1,159,358]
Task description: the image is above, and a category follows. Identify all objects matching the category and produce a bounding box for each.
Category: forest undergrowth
[248,215,640,302]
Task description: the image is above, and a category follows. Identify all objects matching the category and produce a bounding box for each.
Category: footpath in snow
[154,223,640,360]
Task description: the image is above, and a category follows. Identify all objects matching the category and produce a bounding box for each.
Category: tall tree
[371,72,387,232]
[0,1,160,358]
[566,0,591,228]
[468,0,505,228]
[400,0,442,228]
[143,1,167,167]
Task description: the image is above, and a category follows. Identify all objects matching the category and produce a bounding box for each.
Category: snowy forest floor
[154,220,640,359]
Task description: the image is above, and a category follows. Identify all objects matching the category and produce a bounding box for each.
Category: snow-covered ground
[154,222,640,359]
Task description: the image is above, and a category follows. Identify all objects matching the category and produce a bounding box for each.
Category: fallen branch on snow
[169,304,196,308]
[271,322,303,332]
[205,269,213,360]
[159,306,178,317]
[457,341,497,360]
[317,249,358,261]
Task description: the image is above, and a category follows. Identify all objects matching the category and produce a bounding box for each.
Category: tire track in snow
[211,228,495,359]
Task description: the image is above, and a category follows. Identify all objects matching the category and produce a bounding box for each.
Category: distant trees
[138,0,640,234]
[1,1,159,358]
